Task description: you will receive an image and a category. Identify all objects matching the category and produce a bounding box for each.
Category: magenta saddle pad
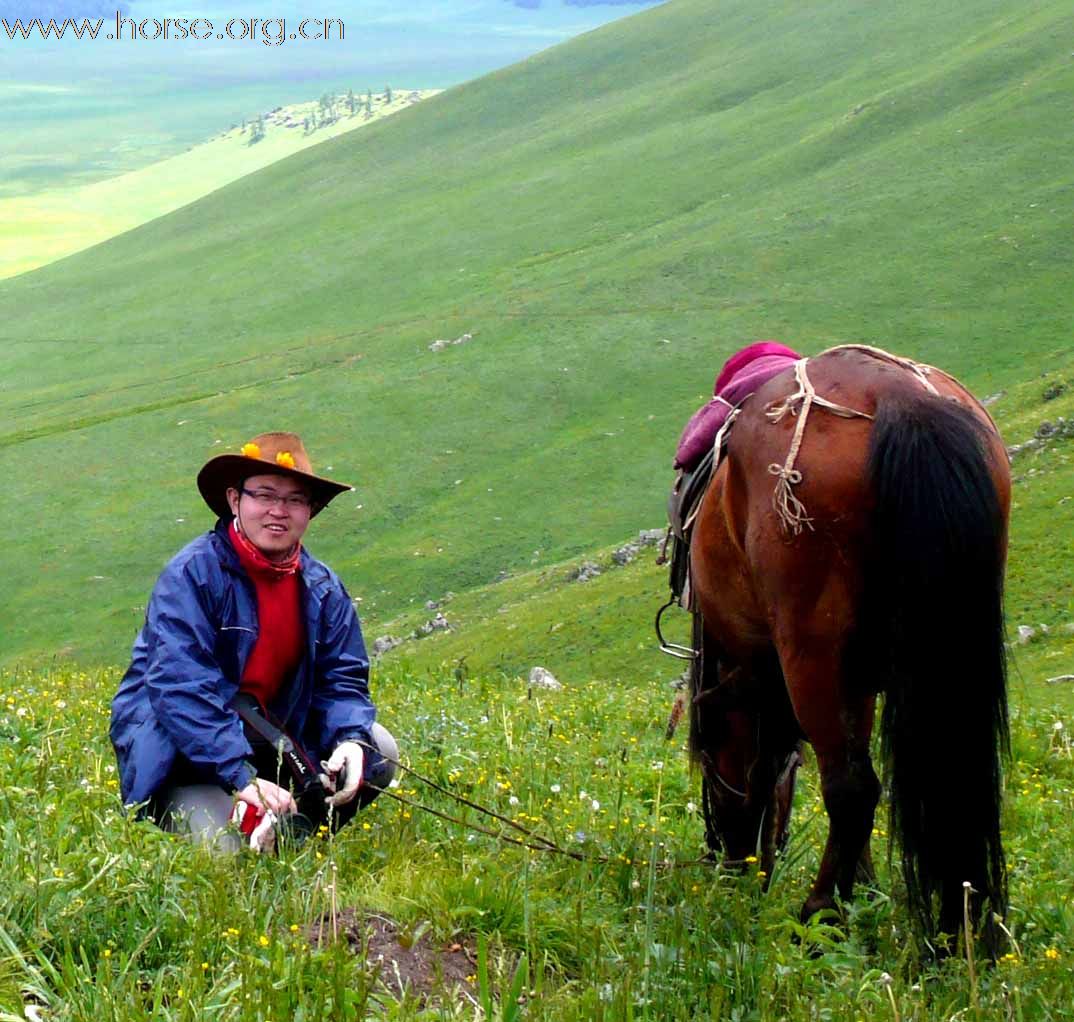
[674,343,802,471]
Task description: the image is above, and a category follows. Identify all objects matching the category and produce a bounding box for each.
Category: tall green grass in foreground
[2,661,1073,1020]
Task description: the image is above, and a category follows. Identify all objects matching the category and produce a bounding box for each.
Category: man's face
[226,473,313,560]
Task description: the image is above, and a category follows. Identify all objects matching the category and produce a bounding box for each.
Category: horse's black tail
[849,392,1009,947]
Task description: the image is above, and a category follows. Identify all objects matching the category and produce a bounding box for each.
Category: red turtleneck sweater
[229,521,305,710]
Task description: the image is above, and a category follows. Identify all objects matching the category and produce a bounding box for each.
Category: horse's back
[691,347,1008,660]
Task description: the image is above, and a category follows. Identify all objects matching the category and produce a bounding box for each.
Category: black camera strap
[231,693,324,798]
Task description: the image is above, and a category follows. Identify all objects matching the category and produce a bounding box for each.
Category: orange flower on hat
[240,442,262,459]
[276,451,296,470]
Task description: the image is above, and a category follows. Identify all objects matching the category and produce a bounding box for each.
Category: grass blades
[2,658,1073,1018]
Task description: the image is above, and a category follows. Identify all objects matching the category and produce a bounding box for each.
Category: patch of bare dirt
[308,910,476,1003]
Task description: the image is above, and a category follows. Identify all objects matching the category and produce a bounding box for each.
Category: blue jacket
[110,519,374,807]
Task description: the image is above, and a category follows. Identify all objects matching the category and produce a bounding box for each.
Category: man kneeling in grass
[110,432,396,852]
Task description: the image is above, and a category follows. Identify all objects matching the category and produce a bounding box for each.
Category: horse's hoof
[800,897,835,924]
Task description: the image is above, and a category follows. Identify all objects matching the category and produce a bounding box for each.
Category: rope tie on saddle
[764,358,874,534]
[763,345,939,535]
[837,343,940,396]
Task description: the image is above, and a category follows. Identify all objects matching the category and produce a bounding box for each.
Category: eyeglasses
[241,487,313,511]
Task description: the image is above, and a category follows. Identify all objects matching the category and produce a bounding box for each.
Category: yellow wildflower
[275,451,296,469]
[240,442,262,459]
[1045,948,1060,960]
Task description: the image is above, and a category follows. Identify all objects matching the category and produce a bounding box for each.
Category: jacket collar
[211,517,317,583]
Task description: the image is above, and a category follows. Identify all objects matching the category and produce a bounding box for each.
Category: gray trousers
[158,723,398,852]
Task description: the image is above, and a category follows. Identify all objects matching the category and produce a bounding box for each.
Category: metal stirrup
[655,594,698,661]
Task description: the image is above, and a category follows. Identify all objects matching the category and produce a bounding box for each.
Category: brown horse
[687,345,1010,949]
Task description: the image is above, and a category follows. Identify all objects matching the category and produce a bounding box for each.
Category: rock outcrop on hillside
[428,332,474,353]
[1008,416,1074,458]
[372,526,667,659]
[528,667,562,690]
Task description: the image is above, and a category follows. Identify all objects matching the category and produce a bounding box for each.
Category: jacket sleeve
[308,580,375,759]
[141,559,255,792]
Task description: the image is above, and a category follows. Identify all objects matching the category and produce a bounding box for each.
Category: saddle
[659,341,943,634]
[662,344,804,611]
[664,444,716,609]
[656,409,737,672]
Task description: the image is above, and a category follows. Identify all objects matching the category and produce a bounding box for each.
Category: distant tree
[319,92,341,125]
[248,115,265,144]
[385,85,392,104]
[365,91,373,116]
[303,116,310,133]
[347,88,355,115]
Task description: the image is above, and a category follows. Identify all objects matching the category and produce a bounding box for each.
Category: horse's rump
[693,348,1006,648]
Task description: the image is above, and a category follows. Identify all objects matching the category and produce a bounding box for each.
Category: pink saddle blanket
[674,341,803,470]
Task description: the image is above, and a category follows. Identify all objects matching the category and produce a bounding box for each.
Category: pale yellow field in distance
[1,89,440,280]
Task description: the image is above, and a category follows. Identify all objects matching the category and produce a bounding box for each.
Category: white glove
[230,801,278,853]
[321,741,365,807]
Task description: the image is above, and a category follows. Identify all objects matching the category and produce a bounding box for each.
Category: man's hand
[322,741,364,807]
[236,778,297,816]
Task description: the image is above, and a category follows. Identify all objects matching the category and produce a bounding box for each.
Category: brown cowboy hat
[197,431,352,519]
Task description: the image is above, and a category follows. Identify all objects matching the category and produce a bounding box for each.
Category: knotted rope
[763,345,940,535]
[764,358,874,534]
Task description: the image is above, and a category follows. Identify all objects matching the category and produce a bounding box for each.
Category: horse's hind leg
[804,743,880,921]
[780,646,880,923]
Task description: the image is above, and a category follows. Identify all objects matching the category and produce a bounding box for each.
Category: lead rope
[355,739,719,870]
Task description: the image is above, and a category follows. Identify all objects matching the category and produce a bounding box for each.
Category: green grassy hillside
[375,352,1074,704]
[4,0,1074,667]
[0,90,440,280]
